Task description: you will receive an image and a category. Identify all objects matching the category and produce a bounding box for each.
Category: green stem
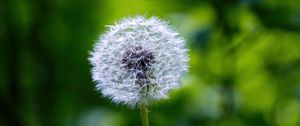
[140,103,149,126]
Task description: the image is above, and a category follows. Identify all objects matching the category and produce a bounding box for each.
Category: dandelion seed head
[89,16,189,107]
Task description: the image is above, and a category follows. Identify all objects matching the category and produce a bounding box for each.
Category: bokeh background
[1,0,300,126]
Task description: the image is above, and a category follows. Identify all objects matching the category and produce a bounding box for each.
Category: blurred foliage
[1,0,300,126]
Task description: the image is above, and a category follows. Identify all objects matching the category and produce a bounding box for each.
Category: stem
[140,103,149,126]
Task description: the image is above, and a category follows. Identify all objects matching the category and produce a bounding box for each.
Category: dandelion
[89,16,189,126]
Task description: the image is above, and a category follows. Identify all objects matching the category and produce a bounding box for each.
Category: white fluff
[89,16,189,107]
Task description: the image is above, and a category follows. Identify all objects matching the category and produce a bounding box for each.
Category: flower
[89,16,189,107]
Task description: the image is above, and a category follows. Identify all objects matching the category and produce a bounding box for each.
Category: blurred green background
[1,0,300,126]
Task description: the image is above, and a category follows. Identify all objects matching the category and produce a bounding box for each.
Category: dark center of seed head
[122,46,155,86]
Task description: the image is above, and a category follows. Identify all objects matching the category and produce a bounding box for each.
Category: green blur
[1,0,300,126]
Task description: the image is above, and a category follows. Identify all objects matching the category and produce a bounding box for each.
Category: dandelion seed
[89,16,189,108]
